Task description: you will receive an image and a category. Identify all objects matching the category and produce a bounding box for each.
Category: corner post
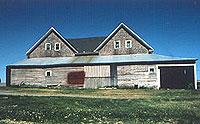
[6,66,11,86]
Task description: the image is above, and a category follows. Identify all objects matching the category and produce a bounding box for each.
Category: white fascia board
[51,27,78,53]
[93,23,154,52]
[25,27,54,55]
[25,27,78,55]
[122,23,154,52]
[93,23,123,52]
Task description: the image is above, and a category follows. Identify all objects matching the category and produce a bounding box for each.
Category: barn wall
[99,28,149,56]
[10,66,83,86]
[84,65,111,88]
[117,65,158,88]
[28,32,75,58]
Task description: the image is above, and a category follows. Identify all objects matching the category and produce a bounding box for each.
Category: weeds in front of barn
[0,89,200,124]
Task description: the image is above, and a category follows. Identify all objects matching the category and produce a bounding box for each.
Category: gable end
[25,27,78,56]
[94,23,154,53]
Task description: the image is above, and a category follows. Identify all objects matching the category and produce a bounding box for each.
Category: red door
[67,71,85,86]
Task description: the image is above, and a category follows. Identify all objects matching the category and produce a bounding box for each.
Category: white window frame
[148,67,155,73]
[125,40,132,48]
[54,43,61,51]
[45,43,51,50]
[114,40,120,49]
[45,71,52,77]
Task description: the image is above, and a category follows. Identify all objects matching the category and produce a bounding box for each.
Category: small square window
[149,67,155,73]
[125,40,132,48]
[114,40,120,49]
[45,71,52,77]
[45,43,51,50]
[55,43,60,51]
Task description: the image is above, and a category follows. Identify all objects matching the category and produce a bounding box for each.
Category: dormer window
[114,40,120,49]
[55,43,61,51]
[125,40,132,48]
[45,43,51,50]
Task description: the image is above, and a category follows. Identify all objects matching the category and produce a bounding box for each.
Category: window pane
[116,42,119,48]
[126,40,132,48]
[115,41,120,49]
[150,68,155,73]
[127,41,130,48]
[46,44,51,50]
[56,44,60,50]
[47,72,50,76]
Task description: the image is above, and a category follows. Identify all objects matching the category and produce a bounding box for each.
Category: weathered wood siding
[28,32,75,58]
[84,65,111,88]
[10,66,83,86]
[117,65,158,88]
[99,28,149,56]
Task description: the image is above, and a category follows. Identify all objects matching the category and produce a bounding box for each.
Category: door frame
[156,64,197,89]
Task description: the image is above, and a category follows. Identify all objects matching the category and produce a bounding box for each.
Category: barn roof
[68,37,106,53]
[10,54,197,67]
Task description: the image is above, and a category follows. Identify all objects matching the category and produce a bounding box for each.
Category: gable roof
[68,37,106,53]
[25,27,79,56]
[93,23,154,52]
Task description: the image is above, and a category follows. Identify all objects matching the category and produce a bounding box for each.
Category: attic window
[55,43,61,51]
[125,40,132,48]
[45,43,51,50]
[114,40,120,49]
[45,71,52,77]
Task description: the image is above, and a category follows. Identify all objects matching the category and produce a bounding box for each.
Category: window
[125,40,132,48]
[45,43,51,50]
[45,71,52,77]
[149,67,155,73]
[114,40,120,49]
[184,69,187,75]
[55,43,61,51]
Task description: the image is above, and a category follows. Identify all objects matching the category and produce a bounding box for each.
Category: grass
[0,87,200,123]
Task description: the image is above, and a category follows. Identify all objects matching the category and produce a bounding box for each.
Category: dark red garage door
[159,66,194,89]
[67,71,85,86]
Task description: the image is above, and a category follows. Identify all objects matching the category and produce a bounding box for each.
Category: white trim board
[156,64,197,89]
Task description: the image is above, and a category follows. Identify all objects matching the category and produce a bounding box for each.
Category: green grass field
[0,87,200,124]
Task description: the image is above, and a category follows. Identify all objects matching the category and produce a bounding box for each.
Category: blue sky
[0,0,200,82]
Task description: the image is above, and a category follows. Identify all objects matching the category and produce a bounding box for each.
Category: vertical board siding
[117,65,158,88]
[84,65,110,77]
[84,65,111,88]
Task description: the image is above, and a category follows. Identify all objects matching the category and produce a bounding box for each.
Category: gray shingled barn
[6,23,198,89]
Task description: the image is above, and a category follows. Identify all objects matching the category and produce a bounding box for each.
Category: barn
[6,23,198,89]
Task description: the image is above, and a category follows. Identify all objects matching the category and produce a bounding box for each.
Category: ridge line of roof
[67,36,106,40]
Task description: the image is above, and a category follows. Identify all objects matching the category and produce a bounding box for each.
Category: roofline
[7,59,197,68]
[93,23,154,52]
[25,27,79,55]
